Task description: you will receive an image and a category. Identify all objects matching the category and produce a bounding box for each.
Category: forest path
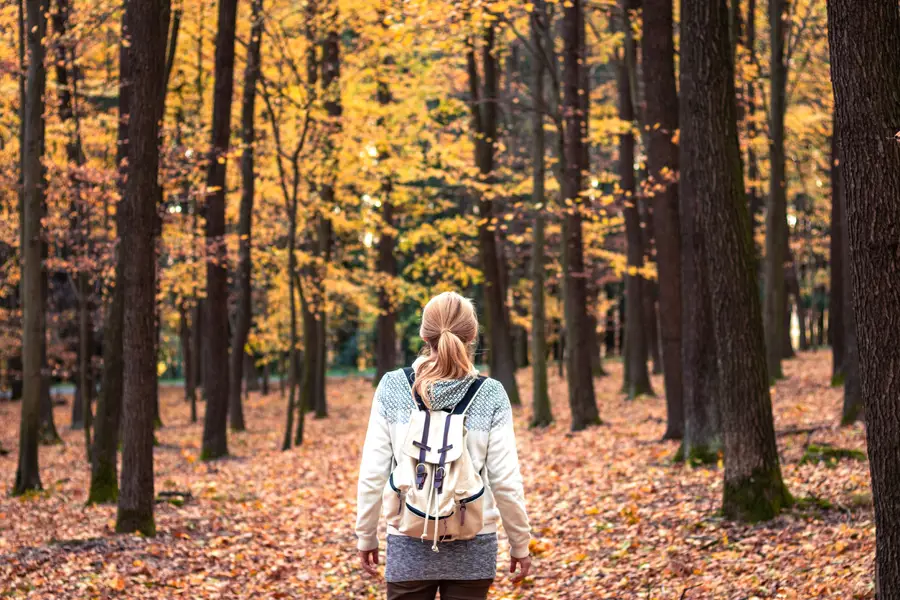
[0,351,873,599]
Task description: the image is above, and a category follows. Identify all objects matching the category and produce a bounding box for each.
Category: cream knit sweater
[355,364,532,559]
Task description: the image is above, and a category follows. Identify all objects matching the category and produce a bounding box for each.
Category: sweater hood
[410,355,479,411]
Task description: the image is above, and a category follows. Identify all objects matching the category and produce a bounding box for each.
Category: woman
[355,292,532,600]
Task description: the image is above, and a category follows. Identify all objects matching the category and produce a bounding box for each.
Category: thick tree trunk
[641,0,686,432]
[228,0,263,432]
[828,2,900,593]
[828,130,845,383]
[89,11,130,502]
[201,0,239,460]
[763,0,787,380]
[15,0,49,495]
[115,0,169,536]
[618,4,654,400]
[681,0,790,521]
[466,28,521,407]
[529,0,551,428]
[561,0,599,430]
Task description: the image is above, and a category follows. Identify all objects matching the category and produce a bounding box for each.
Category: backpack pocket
[450,485,486,539]
[383,472,408,529]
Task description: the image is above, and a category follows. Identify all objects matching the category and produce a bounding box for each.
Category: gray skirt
[384,533,498,583]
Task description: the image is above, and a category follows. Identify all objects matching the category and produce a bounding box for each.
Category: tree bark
[115,0,169,536]
[15,0,49,495]
[828,2,900,593]
[828,128,845,383]
[89,6,130,503]
[642,0,685,433]
[561,0,599,430]
[179,302,194,402]
[201,0,239,460]
[466,27,521,407]
[618,3,654,400]
[681,0,790,520]
[373,20,397,387]
[763,0,787,380]
[228,0,263,432]
[529,0,551,428]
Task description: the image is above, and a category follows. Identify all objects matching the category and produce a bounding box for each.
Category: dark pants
[387,579,493,600]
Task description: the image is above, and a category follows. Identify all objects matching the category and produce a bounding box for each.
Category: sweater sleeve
[355,377,393,552]
[484,382,532,559]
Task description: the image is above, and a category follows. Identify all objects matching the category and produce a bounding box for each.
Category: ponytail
[412,292,478,407]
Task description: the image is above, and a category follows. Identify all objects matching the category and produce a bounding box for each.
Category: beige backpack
[382,368,487,552]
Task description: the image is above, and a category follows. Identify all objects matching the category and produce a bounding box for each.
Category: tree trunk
[618,3,654,400]
[373,13,398,386]
[180,302,194,402]
[201,0,239,461]
[14,0,49,495]
[228,0,263,432]
[89,8,130,503]
[529,0,551,428]
[828,2,900,593]
[828,129,845,383]
[115,0,169,536]
[561,0,599,430]
[466,27,521,407]
[681,0,790,521]
[642,0,685,433]
[836,131,861,426]
[763,0,787,380]
[282,202,299,451]
[191,297,202,417]
[745,0,763,260]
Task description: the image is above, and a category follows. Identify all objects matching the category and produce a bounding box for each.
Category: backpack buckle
[434,466,446,491]
[415,463,427,489]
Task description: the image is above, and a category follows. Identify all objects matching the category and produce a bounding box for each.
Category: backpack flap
[402,411,465,465]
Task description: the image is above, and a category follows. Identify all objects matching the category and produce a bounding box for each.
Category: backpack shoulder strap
[402,367,428,411]
[452,375,487,416]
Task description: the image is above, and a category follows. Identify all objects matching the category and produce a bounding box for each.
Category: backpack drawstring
[421,465,435,545]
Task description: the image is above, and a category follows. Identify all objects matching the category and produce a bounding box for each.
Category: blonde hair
[412,292,478,407]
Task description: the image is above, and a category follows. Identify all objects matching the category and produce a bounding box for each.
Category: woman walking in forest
[355,291,532,599]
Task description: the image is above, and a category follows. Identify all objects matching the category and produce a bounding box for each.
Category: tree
[561,0,599,430]
[642,0,683,438]
[14,0,49,495]
[89,6,130,505]
[618,1,654,400]
[466,25,521,408]
[115,0,170,536]
[828,127,845,384]
[829,2,900,593]
[680,0,790,520]
[201,0,239,461]
[228,0,264,432]
[836,129,860,425]
[762,0,788,380]
[529,0,551,428]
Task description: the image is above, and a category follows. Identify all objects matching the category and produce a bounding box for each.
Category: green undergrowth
[799,444,866,468]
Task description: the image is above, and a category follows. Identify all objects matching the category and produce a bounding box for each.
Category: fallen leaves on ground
[0,351,874,599]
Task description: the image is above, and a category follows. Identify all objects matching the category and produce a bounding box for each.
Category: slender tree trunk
[282,203,298,451]
[642,0,685,433]
[828,129,845,383]
[745,0,762,260]
[618,3,654,400]
[201,0,239,460]
[191,297,202,414]
[529,0,551,428]
[115,0,169,536]
[228,0,263,432]
[763,0,787,380]
[828,2,900,593]
[15,0,49,495]
[837,132,861,426]
[681,0,790,520]
[561,0,599,430]
[466,27,521,407]
[180,302,194,402]
[89,7,130,503]
[373,26,397,386]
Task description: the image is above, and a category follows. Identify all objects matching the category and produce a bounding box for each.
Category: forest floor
[0,350,874,599]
